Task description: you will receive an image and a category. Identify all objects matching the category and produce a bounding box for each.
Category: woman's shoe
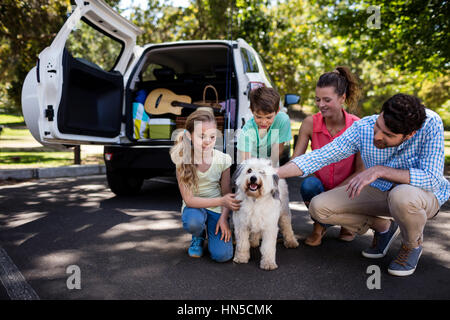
[338,227,356,242]
[304,222,327,246]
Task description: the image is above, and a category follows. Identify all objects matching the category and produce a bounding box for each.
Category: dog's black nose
[250,176,257,183]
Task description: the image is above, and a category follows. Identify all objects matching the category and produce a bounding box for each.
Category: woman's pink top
[311,109,360,191]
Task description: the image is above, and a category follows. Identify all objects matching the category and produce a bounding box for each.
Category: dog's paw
[283,238,299,248]
[233,254,250,264]
[260,260,278,271]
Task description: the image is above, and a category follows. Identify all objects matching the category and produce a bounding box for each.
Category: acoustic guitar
[144,88,212,115]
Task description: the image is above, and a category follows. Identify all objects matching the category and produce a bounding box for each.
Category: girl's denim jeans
[182,207,233,262]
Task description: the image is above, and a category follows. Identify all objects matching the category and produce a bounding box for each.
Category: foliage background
[0,0,448,126]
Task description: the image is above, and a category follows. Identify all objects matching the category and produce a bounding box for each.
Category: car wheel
[106,169,144,196]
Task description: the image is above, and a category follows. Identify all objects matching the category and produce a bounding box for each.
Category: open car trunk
[125,43,238,146]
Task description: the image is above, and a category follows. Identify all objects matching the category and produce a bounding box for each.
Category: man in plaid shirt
[278,94,450,276]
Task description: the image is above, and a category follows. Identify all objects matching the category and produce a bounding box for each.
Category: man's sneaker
[362,220,400,258]
[388,244,423,276]
[188,236,204,258]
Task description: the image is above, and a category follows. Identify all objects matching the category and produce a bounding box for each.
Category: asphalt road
[0,175,449,300]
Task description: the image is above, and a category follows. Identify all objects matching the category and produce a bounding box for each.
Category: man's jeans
[308,184,440,248]
[182,207,233,262]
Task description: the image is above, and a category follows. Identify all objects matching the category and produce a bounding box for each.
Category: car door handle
[47,70,57,74]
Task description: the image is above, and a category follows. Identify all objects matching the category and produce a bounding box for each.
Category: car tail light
[247,82,266,100]
[248,81,265,91]
[104,153,113,161]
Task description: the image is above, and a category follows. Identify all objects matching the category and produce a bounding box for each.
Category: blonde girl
[170,109,240,261]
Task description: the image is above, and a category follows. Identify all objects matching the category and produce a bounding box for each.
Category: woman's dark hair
[381,94,426,135]
[317,66,361,111]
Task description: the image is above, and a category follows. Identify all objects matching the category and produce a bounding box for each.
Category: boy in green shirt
[237,87,292,166]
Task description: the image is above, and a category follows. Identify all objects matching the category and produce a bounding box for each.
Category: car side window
[257,53,277,91]
[141,64,163,81]
[240,48,259,73]
[65,18,124,72]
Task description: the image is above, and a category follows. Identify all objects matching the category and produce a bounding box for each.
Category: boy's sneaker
[362,220,400,258]
[388,244,423,276]
[188,236,204,258]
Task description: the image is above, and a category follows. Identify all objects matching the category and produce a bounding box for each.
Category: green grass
[291,120,301,134]
[290,119,311,155]
[0,114,24,126]
[1,127,33,137]
[0,152,75,167]
[1,118,103,168]
[444,131,450,140]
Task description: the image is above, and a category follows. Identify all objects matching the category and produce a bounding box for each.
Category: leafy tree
[268,0,449,123]
[1,0,448,128]
[126,0,185,44]
[316,0,449,73]
[0,0,71,113]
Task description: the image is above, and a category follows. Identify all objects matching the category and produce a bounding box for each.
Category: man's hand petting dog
[346,166,381,199]
[221,193,241,211]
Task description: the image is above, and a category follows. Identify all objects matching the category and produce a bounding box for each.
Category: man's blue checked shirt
[291,109,450,206]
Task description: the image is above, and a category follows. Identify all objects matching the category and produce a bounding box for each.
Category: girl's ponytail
[317,66,361,112]
[170,129,198,192]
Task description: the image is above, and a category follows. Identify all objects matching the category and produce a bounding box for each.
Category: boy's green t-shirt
[237,112,292,158]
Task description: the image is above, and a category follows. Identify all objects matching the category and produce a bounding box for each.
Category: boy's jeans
[308,184,440,248]
[182,207,233,262]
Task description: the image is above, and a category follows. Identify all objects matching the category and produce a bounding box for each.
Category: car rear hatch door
[21,0,143,146]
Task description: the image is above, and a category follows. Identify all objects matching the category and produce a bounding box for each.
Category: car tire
[106,169,144,196]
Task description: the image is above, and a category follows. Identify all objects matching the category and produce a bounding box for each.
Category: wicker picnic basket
[175,84,224,131]
[193,84,222,110]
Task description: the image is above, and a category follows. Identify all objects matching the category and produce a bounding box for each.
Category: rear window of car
[240,48,259,73]
[65,18,124,72]
[141,64,164,81]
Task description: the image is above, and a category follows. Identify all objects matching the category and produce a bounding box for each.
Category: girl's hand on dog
[215,215,232,242]
[221,193,241,211]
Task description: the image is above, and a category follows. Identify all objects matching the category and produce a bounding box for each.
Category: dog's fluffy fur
[232,158,299,270]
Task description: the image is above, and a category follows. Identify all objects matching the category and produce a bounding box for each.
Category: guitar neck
[171,101,204,110]
[172,101,222,113]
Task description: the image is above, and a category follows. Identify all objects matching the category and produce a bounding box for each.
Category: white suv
[21,0,299,195]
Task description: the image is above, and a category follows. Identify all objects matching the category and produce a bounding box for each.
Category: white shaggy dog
[232,158,299,270]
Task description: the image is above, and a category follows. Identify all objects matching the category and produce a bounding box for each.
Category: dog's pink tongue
[250,184,258,190]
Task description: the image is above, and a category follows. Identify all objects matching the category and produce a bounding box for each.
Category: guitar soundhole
[155,94,162,109]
